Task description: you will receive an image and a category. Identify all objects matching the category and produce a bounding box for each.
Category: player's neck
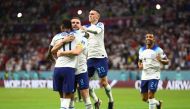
[146,44,154,49]
[91,20,98,25]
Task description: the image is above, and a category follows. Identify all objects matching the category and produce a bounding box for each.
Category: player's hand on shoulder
[68,35,75,41]
[62,35,75,43]
[80,26,87,32]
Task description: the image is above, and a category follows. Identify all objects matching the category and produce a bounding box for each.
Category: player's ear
[153,37,156,43]
[97,13,100,19]
[60,25,64,31]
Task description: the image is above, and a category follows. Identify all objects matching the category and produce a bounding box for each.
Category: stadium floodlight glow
[156,4,161,10]
[77,10,82,15]
[17,12,22,18]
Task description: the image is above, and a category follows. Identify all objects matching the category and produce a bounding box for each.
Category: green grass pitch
[0,88,189,109]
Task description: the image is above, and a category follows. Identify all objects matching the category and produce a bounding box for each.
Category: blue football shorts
[87,57,108,78]
[75,72,89,91]
[53,67,75,93]
[140,79,159,93]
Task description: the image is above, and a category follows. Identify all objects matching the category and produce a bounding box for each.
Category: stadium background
[0,0,190,109]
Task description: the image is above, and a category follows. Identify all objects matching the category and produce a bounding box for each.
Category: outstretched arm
[80,26,101,35]
[85,29,98,34]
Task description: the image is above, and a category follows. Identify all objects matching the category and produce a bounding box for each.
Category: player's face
[145,34,155,45]
[89,10,99,23]
[71,19,81,30]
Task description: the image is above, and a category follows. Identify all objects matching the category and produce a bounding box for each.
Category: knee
[148,92,154,99]
[100,77,108,87]
[141,94,148,102]
[64,93,73,98]
[101,81,107,87]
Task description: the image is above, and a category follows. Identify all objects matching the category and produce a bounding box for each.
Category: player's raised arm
[51,35,75,54]
[81,25,102,35]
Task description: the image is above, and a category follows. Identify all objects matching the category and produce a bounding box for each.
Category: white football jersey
[50,31,81,68]
[75,30,88,75]
[139,45,167,80]
[84,22,107,59]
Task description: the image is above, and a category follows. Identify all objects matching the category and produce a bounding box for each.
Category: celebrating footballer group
[47,9,168,109]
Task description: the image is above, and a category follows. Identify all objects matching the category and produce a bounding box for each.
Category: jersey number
[97,67,105,74]
[62,42,72,51]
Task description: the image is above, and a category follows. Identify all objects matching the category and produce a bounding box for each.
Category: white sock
[69,99,75,109]
[104,84,114,102]
[148,98,156,109]
[60,98,71,109]
[153,98,159,105]
[84,97,92,104]
[89,87,98,102]
[60,98,64,108]
[84,97,93,109]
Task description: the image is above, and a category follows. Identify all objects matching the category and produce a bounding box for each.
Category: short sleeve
[95,22,104,34]
[139,49,143,60]
[96,22,104,30]
[50,33,64,46]
[158,47,167,59]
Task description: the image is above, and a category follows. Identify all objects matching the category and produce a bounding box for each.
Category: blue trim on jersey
[57,32,62,35]
[59,31,76,39]
[84,24,91,28]
[70,30,76,33]
[140,45,159,52]
[141,46,146,51]
[151,45,158,51]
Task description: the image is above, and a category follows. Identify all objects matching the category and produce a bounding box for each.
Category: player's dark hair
[71,17,81,20]
[91,9,101,15]
[61,20,72,29]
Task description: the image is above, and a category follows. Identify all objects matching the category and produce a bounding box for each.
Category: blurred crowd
[0,0,190,73]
